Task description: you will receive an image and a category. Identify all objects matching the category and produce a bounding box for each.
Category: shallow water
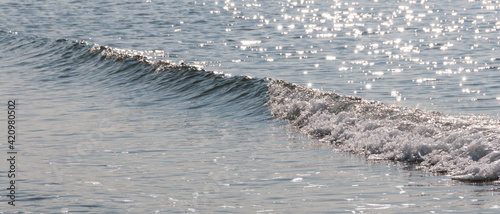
[1,0,500,213]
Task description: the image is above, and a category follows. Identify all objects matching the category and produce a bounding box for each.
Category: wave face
[89,44,271,119]
[3,30,500,182]
[0,30,271,120]
[267,80,500,181]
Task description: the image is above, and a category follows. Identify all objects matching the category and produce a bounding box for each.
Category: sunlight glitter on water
[1,0,500,213]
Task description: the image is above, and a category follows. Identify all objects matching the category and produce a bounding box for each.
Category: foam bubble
[267,80,500,181]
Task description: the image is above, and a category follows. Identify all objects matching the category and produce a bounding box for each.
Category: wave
[89,44,271,118]
[267,80,500,181]
[2,30,500,182]
[0,30,270,119]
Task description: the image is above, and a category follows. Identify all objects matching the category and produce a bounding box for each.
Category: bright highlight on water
[1,0,499,213]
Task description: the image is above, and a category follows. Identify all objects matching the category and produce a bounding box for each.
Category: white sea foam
[267,80,500,181]
[89,43,196,73]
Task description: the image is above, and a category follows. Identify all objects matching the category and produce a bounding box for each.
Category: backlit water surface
[1,0,500,213]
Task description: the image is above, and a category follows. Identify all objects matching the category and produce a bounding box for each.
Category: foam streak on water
[268,80,500,181]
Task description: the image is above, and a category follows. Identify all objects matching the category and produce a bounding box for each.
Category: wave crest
[267,79,500,181]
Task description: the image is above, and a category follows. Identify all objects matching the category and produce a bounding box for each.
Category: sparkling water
[1,0,499,213]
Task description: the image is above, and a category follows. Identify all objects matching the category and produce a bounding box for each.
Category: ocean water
[1,0,500,213]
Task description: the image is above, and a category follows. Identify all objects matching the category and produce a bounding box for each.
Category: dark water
[1,0,500,213]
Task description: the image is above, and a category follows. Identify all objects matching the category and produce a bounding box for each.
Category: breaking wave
[3,30,500,182]
[267,80,500,181]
